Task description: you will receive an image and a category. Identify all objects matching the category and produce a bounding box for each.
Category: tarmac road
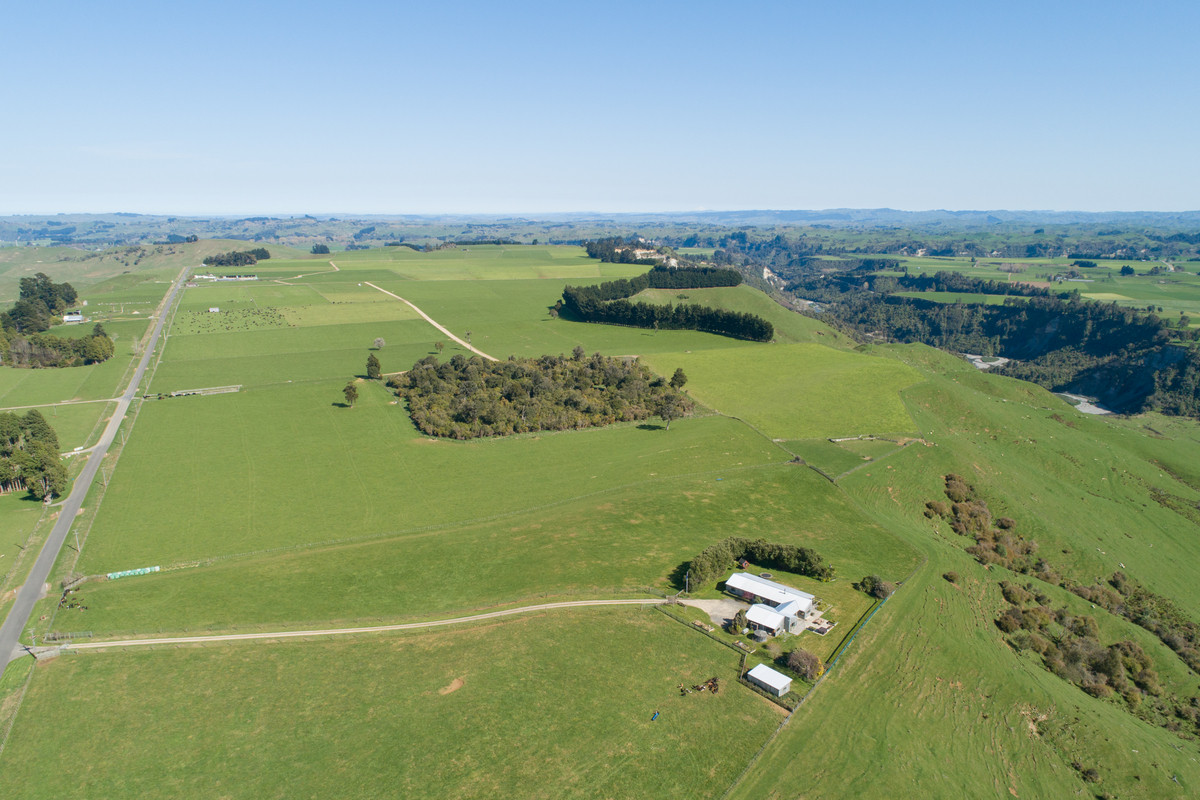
[0,266,190,670]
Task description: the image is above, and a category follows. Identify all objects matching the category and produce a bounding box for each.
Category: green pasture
[633,285,854,346]
[332,243,646,282]
[0,357,131,407]
[74,381,792,574]
[790,438,874,476]
[3,401,113,452]
[2,608,780,800]
[64,458,917,636]
[895,290,1013,305]
[645,343,923,440]
[368,277,761,360]
[0,492,47,580]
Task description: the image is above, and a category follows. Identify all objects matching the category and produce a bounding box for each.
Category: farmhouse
[726,572,816,636]
[746,663,792,697]
[62,311,83,323]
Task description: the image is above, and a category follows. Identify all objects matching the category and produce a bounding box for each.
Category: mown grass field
[0,608,781,800]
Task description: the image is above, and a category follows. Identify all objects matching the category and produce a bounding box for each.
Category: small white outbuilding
[746,663,792,697]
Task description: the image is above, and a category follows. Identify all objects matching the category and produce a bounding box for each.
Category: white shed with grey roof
[746,663,792,696]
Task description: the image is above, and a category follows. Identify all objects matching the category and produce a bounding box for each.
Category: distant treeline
[393,351,692,439]
[449,238,522,246]
[682,537,834,590]
[0,410,67,500]
[204,248,270,267]
[781,265,1200,416]
[561,264,773,342]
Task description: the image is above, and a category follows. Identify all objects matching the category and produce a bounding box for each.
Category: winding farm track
[363,281,498,361]
[57,599,662,653]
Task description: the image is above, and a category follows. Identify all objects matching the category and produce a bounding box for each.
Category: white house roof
[747,663,792,693]
[746,603,786,631]
[774,599,805,617]
[726,572,815,607]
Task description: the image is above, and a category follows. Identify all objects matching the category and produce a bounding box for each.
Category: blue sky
[1,1,1196,214]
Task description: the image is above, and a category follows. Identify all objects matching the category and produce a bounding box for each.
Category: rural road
[0,266,191,670]
[364,281,498,361]
[58,598,663,652]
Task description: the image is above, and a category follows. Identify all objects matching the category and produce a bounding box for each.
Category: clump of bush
[853,574,895,599]
[683,536,834,590]
[926,474,1039,573]
[394,351,691,439]
[943,571,959,584]
[1067,571,1200,676]
[785,648,824,681]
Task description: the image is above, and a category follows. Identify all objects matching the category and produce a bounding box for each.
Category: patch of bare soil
[439,677,464,695]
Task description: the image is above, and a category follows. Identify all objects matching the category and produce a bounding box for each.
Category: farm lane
[55,598,663,652]
[363,281,498,361]
[0,265,192,670]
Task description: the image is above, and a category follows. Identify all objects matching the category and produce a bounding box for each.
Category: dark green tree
[343,382,359,407]
[312,244,331,255]
[366,353,382,380]
[656,393,691,429]
[669,367,688,389]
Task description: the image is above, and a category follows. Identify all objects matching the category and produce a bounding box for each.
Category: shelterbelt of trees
[0,273,115,368]
[393,350,692,439]
[780,266,1200,416]
[0,409,67,500]
[203,248,270,267]
[561,261,774,342]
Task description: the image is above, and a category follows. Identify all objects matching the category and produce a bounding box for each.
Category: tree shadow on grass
[637,423,665,430]
[331,402,350,408]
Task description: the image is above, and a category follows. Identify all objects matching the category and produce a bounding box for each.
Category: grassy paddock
[2,608,780,800]
[645,343,923,440]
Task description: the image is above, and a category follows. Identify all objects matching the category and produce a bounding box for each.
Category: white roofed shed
[746,663,793,697]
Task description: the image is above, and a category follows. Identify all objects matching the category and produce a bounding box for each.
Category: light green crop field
[644,343,923,440]
[0,608,781,800]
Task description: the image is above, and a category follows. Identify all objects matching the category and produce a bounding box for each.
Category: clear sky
[2,0,1196,215]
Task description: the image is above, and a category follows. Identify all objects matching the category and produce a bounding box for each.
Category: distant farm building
[746,663,792,697]
[725,572,816,635]
[208,307,220,313]
[62,311,84,323]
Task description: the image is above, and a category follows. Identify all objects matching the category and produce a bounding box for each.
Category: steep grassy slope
[729,346,1200,799]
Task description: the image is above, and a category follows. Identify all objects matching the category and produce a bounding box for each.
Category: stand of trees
[561,265,773,342]
[1,273,78,334]
[0,274,116,368]
[0,410,68,499]
[2,323,115,368]
[392,351,692,439]
[204,248,270,267]
[682,536,835,590]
